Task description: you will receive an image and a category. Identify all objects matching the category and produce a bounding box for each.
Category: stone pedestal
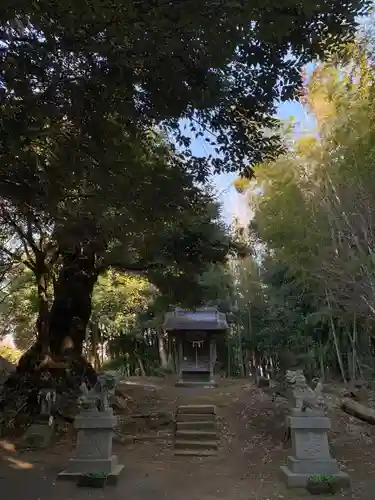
[58,408,123,482]
[19,389,57,449]
[20,422,55,449]
[280,414,350,488]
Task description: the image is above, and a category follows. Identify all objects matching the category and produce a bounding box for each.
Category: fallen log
[341,397,375,425]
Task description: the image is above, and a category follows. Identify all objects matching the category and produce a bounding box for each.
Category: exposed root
[0,350,97,436]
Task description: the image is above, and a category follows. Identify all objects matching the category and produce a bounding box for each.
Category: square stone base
[58,464,124,485]
[280,465,350,489]
[19,423,55,449]
[59,454,118,474]
[287,456,340,475]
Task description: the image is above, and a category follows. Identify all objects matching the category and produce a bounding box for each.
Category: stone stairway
[174,405,219,456]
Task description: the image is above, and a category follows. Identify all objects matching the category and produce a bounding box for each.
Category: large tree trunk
[0,249,101,436]
[35,253,50,352]
[90,321,101,371]
[16,250,98,371]
[49,251,98,356]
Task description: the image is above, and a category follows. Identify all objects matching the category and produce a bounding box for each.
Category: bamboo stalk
[326,289,347,384]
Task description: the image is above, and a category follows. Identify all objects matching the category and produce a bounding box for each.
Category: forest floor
[1,377,375,500]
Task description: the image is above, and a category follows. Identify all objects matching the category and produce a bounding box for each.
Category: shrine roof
[163,307,228,331]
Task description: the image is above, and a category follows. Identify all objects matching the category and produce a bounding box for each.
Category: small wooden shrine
[163,307,228,387]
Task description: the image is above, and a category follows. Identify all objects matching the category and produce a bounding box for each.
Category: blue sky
[207,60,319,224]
[209,10,373,225]
[178,3,371,225]
[190,98,310,224]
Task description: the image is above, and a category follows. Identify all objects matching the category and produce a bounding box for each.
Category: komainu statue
[78,373,117,412]
[285,369,325,413]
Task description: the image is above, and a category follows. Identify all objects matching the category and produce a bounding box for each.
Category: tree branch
[26,215,39,254]
[0,245,36,272]
[0,205,40,256]
[99,260,164,274]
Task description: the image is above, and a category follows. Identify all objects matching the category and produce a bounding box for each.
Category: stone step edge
[174,439,218,449]
[175,430,218,438]
[176,420,217,427]
[177,405,216,414]
[176,413,216,421]
[174,449,218,456]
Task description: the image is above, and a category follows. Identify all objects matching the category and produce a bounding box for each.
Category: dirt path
[1,378,375,500]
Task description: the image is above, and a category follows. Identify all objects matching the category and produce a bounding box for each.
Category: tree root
[0,351,97,436]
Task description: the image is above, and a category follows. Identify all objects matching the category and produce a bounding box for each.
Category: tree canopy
[0,0,370,387]
[229,35,375,382]
[0,0,369,188]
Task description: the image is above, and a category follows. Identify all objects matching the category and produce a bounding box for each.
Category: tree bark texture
[49,251,98,356]
[35,253,51,352]
[14,250,99,384]
[0,250,102,435]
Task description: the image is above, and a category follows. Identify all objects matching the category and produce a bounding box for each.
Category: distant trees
[234,39,375,382]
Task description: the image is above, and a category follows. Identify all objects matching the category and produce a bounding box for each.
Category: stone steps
[174,448,217,457]
[176,412,216,422]
[176,420,216,430]
[178,405,215,414]
[175,429,218,440]
[175,439,218,450]
[173,404,219,456]
[174,439,217,455]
